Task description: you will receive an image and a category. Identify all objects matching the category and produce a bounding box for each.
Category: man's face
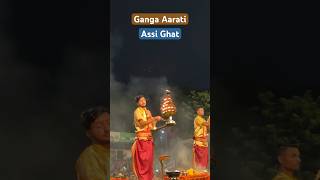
[279,147,301,171]
[197,108,204,116]
[137,97,147,107]
[87,112,109,144]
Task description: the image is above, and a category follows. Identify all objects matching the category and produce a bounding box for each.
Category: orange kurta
[272,172,298,180]
[134,107,155,133]
[193,115,209,169]
[193,115,208,147]
[131,107,154,180]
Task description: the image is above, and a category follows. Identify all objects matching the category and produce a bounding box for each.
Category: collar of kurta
[277,172,297,180]
[137,107,147,111]
[196,115,205,119]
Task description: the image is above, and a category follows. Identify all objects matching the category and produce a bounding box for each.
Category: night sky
[111,0,210,90]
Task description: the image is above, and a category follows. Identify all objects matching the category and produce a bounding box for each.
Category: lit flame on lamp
[160,89,176,126]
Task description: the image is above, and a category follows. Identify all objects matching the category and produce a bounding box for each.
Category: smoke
[110,31,172,131]
[167,138,194,169]
[111,76,170,131]
[110,32,210,172]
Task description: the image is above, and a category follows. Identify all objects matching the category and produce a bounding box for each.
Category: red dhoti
[193,145,208,169]
[131,133,154,180]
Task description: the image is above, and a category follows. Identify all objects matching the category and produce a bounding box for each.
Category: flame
[160,91,176,119]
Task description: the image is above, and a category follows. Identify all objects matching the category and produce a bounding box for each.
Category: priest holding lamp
[192,107,210,170]
[131,95,162,180]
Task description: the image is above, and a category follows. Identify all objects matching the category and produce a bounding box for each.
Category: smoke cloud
[110,32,210,174]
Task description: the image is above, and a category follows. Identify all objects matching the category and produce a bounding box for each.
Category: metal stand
[159,155,170,179]
[151,116,176,132]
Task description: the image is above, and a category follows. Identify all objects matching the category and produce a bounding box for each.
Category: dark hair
[275,144,300,168]
[196,107,204,111]
[277,144,300,157]
[135,95,145,103]
[81,106,108,130]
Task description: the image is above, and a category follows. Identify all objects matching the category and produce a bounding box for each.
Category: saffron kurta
[272,172,298,180]
[131,107,154,180]
[193,115,209,169]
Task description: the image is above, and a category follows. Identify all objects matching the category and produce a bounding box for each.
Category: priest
[131,95,162,180]
[192,107,209,170]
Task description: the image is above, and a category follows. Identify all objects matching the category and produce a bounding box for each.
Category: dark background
[0,0,108,179]
[213,1,320,179]
[4,0,320,179]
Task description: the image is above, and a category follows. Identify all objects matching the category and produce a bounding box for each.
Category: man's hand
[154,116,162,122]
[202,121,209,127]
